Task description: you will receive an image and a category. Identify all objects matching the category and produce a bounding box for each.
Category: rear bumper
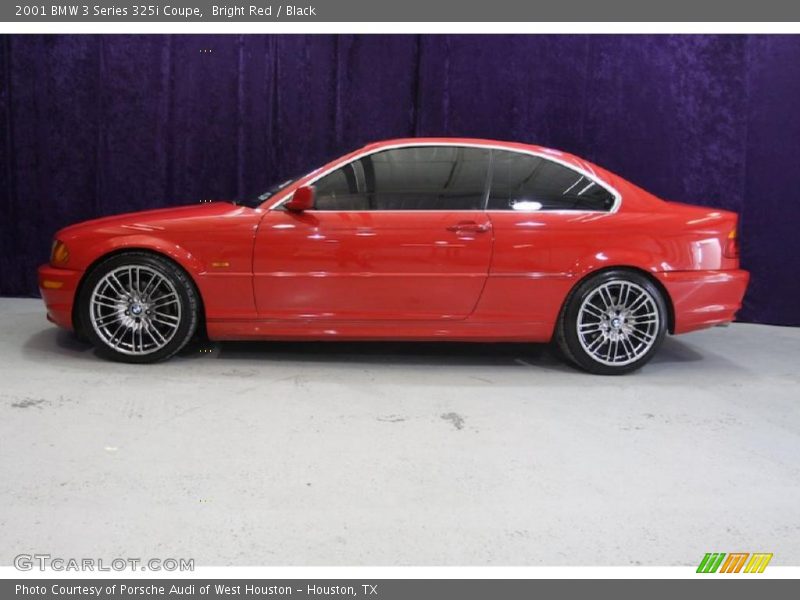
[656,269,749,334]
[38,264,82,331]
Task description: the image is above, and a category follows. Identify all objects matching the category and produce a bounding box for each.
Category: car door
[252,145,493,321]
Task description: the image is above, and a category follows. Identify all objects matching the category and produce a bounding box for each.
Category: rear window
[488,150,615,212]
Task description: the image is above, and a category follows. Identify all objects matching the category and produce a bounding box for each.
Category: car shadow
[647,335,706,364]
[177,332,710,371]
[23,327,96,360]
[178,337,572,370]
[23,325,714,372]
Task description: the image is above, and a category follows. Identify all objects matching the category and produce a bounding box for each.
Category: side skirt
[206,318,554,343]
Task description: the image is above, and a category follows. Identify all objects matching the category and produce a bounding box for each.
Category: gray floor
[1,297,799,566]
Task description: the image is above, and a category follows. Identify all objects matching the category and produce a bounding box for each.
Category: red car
[38,138,749,374]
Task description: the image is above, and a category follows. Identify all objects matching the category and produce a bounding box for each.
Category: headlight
[51,240,70,265]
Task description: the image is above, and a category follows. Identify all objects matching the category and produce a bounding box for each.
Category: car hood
[56,202,247,238]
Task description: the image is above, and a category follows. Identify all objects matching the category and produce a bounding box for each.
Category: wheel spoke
[95,312,119,326]
[96,293,122,304]
[608,340,618,357]
[152,316,179,329]
[598,286,614,309]
[107,323,126,348]
[147,324,167,345]
[620,336,636,360]
[627,292,650,313]
[93,299,121,310]
[586,334,605,353]
[620,282,631,307]
[582,303,605,319]
[141,271,159,297]
[106,274,127,298]
[630,318,658,326]
[153,310,179,321]
[151,297,178,310]
[150,289,177,302]
[628,329,654,345]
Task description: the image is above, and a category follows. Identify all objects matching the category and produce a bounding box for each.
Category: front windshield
[236,160,329,208]
[237,178,296,208]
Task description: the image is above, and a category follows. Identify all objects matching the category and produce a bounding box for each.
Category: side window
[312,146,490,211]
[314,160,369,210]
[488,150,615,212]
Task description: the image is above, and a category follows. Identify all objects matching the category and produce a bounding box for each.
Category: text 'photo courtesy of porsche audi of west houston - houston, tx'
[38,138,749,374]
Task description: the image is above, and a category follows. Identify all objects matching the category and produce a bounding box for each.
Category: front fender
[75,234,206,276]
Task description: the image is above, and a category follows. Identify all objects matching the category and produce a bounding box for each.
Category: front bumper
[656,269,750,334]
[38,264,83,331]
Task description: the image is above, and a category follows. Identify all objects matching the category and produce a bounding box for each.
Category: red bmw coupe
[38,138,749,374]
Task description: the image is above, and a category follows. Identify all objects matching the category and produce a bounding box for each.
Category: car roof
[360,137,587,169]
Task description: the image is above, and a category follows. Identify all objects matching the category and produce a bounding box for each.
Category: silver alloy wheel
[89,265,182,356]
[576,279,660,367]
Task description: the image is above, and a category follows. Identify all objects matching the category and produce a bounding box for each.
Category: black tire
[556,269,668,375]
[77,252,199,363]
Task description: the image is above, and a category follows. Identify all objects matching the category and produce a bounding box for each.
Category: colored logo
[697,553,773,573]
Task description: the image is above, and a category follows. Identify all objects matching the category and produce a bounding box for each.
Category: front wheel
[78,252,199,363]
[556,270,667,375]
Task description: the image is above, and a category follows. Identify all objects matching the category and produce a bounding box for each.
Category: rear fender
[572,248,662,278]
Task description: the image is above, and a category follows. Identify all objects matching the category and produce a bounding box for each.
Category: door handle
[446,221,490,233]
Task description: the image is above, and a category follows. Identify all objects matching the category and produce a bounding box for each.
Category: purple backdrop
[1,34,798,326]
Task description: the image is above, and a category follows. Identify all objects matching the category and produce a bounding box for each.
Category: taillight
[724,228,740,259]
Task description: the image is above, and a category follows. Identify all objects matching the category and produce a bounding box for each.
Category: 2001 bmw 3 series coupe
[38,138,749,374]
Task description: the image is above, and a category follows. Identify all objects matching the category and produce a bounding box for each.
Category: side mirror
[285,186,315,212]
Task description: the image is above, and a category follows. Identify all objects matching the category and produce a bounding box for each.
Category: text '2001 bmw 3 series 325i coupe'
[38,138,749,374]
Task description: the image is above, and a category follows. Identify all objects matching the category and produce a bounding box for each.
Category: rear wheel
[78,252,199,363]
[556,270,667,375]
